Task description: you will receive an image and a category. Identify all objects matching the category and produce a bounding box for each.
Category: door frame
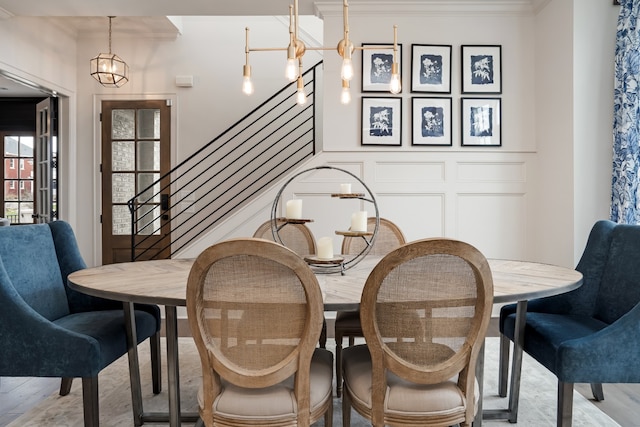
[93,94,177,265]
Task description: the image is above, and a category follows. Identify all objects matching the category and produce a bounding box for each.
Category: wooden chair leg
[591,383,604,401]
[335,331,344,397]
[557,381,574,427]
[342,387,351,427]
[81,376,99,427]
[319,319,327,349]
[150,331,162,394]
[60,377,73,396]
[498,333,510,397]
[324,392,333,427]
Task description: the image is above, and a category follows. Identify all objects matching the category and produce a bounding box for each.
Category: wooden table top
[68,256,583,309]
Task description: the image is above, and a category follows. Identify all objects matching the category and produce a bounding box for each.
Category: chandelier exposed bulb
[340,79,351,105]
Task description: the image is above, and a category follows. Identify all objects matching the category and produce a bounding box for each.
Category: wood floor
[2,320,639,427]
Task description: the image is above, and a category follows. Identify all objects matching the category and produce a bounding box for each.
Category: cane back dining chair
[499,220,640,426]
[0,221,162,427]
[341,238,494,427]
[253,218,317,257]
[334,217,406,396]
[186,237,333,427]
[254,218,327,349]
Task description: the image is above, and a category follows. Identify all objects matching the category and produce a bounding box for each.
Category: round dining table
[68,255,582,427]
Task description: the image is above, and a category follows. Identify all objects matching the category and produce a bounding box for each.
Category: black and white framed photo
[411,44,452,93]
[461,97,501,147]
[412,97,452,146]
[361,43,402,92]
[461,45,502,94]
[361,97,402,146]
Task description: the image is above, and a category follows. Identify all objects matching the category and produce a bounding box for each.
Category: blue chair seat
[502,312,608,376]
[53,309,158,377]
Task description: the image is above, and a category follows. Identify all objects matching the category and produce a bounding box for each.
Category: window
[2,134,35,224]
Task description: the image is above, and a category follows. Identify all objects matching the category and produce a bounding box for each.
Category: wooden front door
[101,100,171,264]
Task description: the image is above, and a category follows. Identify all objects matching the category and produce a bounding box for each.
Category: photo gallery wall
[360,44,502,147]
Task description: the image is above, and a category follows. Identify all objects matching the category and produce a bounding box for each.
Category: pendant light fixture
[90,16,129,88]
[243,0,400,105]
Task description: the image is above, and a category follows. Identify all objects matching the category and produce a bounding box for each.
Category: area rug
[7,338,619,427]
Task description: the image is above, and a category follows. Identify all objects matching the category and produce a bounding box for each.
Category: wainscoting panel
[457,161,526,183]
[375,192,445,242]
[375,161,446,183]
[456,192,528,259]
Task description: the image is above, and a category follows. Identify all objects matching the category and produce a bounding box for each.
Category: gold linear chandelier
[242,0,400,105]
[90,16,129,88]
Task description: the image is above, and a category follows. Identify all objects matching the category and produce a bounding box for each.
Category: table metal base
[475,300,527,426]
[124,303,201,427]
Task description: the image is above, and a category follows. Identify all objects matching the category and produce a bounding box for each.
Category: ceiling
[0,0,331,96]
[0,0,548,96]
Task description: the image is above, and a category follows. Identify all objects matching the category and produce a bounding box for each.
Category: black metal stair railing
[128,61,322,261]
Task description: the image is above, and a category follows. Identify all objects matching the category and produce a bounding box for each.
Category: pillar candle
[340,183,352,194]
[317,236,334,259]
[286,199,302,219]
[351,211,368,232]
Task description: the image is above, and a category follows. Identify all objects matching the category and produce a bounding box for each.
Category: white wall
[573,0,618,262]
[0,0,620,268]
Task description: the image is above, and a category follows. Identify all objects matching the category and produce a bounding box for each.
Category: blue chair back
[0,223,70,320]
[593,223,640,324]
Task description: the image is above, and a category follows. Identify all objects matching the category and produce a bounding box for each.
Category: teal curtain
[612,0,640,223]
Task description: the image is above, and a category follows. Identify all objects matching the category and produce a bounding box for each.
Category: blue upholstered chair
[0,221,162,426]
[499,220,640,426]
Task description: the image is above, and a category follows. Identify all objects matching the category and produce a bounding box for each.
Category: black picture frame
[411,44,452,93]
[361,97,402,146]
[461,97,502,147]
[411,97,452,146]
[461,45,502,94]
[361,43,402,93]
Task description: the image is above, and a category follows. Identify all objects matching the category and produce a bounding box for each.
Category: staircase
[128,61,323,261]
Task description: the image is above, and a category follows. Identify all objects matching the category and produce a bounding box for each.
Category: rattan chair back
[186,238,325,426]
[360,238,493,426]
[254,219,317,256]
[341,217,406,256]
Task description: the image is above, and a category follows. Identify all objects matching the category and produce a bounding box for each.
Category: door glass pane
[5,181,17,200]
[20,181,33,201]
[137,141,160,171]
[137,205,161,235]
[112,173,135,203]
[20,159,34,179]
[112,141,135,171]
[4,136,18,156]
[112,109,135,139]
[137,109,160,139]
[112,205,131,235]
[138,173,160,203]
[4,159,15,178]
[18,202,34,223]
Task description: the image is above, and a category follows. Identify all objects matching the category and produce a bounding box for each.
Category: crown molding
[314,0,551,18]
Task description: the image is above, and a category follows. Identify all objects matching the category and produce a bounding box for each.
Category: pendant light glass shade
[90,53,129,88]
[90,17,129,88]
